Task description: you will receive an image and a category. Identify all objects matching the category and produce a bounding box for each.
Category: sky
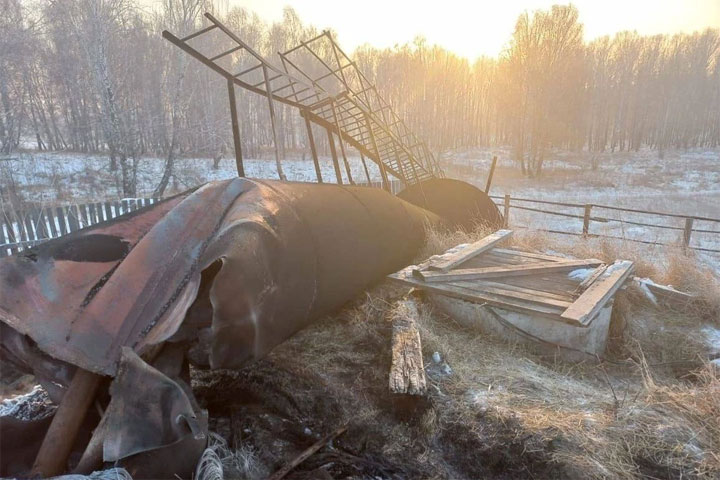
[225,0,720,59]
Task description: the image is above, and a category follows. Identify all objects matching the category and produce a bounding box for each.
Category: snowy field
[442,147,720,272]
[1,147,718,271]
[0,152,383,204]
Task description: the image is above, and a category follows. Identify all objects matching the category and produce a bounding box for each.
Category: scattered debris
[0,178,502,478]
[0,385,55,421]
[390,230,635,360]
[266,426,348,480]
[634,276,699,309]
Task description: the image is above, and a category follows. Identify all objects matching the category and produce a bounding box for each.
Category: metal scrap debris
[0,177,501,478]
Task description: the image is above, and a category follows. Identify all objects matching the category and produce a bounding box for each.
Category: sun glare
[233,0,720,58]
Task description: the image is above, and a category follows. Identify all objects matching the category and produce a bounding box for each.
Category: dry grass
[191,225,720,479]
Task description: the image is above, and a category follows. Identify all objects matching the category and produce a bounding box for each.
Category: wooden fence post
[683,217,694,249]
[485,156,497,193]
[583,204,592,236]
[503,194,510,228]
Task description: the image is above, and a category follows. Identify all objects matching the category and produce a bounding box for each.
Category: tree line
[1,1,718,196]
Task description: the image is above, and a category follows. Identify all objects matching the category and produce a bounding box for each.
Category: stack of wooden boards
[388,230,635,360]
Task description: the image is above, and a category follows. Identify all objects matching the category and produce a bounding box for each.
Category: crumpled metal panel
[0,178,494,377]
[0,192,186,375]
[0,177,499,478]
[103,348,204,462]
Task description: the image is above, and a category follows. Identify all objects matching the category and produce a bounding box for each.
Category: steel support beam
[227,79,245,177]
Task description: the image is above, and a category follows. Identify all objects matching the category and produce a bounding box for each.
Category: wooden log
[389,298,427,395]
[266,426,347,480]
[31,368,103,477]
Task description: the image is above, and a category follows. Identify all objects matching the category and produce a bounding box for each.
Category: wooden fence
[492,194,720,255]
[7,185,714,259]
[0,181,404,258]
[1,198,161,257]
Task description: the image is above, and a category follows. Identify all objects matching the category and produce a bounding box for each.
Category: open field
[2,147,718,272]
[443,148,720,272]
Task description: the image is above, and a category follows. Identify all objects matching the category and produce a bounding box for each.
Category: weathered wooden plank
[416,259,603,283]
[387,274,568,319]
[426,229,513,272]
[103,202,113,222]
[1,211,14,244]
[55,207,68,235]
[482,250,544,265]
[492,248,571,263]
[454,282,572,309]
[0,218,11,244]
[462,255,519,269]
[89,203,99,224]
[561,261,634,326]
[16,210,30,242]
[32,208,50,240]
[45,208,58,238]
[578,264,607,291]
[462,280,575,305]
[66,206,80,232]
[93,202,104,222]
[636,278,697,307]
[500,273,581,296]
[389,298,426,395]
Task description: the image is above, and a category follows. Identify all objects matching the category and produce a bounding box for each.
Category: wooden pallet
[389,230,634,326]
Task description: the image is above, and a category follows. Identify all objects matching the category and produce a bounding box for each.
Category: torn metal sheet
[0,178,499,377]
[99,348,207,478]
[0,178,501,478]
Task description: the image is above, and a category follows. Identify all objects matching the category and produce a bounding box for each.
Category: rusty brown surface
[0,177,501,378]
[0,177,500,478]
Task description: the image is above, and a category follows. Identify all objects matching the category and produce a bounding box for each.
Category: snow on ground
[0,151,382,204]
[1,146,718,271]
[442,146,720,273]
[0,385,55,421]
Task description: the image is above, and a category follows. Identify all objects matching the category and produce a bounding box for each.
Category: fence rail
[491,194,720,254]
[1,198,161,257]
[8,186,712,259]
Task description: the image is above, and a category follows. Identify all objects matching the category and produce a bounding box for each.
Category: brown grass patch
[190,225,719,479]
